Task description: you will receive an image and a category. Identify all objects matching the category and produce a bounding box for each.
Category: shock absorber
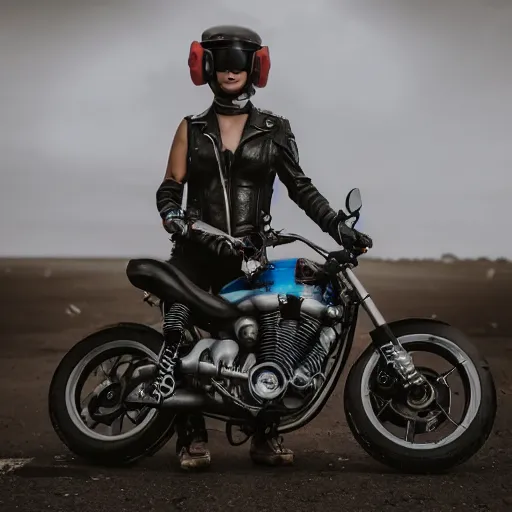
[152,301,191,402]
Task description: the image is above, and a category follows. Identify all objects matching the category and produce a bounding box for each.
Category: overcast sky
[1,0,511,259]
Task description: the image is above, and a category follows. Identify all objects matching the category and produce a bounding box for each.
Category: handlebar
[167,217,367,270]
[270,232,366,269]
[270,232,330,259]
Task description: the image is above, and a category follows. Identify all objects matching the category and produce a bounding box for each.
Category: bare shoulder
[174,118,188,141]
[168,118,187,153]
[164,118,188,181]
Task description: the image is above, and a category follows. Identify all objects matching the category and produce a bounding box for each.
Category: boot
[175,414,211,470]
[177,438,211,470]
[249,431,294,466]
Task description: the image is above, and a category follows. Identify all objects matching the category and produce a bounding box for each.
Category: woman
[155,25,370,470]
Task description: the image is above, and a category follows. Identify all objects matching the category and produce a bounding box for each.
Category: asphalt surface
[0,257,511,511]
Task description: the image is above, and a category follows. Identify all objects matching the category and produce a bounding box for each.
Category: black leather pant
[167,238,244,450]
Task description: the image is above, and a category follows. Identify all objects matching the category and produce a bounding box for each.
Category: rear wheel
[48,325,176,466]
[344,320,496,473]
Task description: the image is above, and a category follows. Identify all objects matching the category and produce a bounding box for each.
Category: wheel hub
[373,367,450,432]
[87,382,125,424]
[406,381,436,410]
[97,382,122,407]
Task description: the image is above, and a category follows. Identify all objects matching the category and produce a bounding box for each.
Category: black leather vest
[183,103,339,243]
[184,104,285,237]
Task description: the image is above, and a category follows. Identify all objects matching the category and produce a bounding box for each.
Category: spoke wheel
[344,320,496,473]
[49,325,176,466]
[72,350,156,441]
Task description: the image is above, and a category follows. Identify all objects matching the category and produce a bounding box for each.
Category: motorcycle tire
[344,319,496,473]
[48,324,176,467]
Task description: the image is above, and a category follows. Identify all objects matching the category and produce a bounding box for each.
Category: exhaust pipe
[125,388,208,409]
[129,359,247,384]
[124,343,249,411]
[126,388,250,418]
[161,389,207,409]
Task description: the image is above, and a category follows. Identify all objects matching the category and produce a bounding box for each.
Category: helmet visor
[212,47,251,73]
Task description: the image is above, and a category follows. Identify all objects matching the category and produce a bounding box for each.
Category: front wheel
[48,324,176,466]
[344,320,496,473]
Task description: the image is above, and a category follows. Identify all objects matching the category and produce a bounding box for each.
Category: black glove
[188,230,243,259]
[156,179,183,220]
[336,218,373,251]
[162,209,187,235]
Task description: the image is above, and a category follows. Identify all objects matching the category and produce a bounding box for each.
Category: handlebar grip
[327,249,355,265]
[271,234,295,247]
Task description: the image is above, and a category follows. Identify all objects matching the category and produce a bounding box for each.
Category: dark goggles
[212,47,252,73]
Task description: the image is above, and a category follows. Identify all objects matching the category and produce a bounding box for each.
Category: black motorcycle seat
[126,258,241,322]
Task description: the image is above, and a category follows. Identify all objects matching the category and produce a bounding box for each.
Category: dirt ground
[0,257,511,511]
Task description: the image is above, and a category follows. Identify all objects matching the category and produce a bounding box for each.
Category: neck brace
[210,81,255,116]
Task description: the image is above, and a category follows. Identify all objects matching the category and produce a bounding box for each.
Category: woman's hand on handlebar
[326,224,373,273]
[189,230,244,258]
[337,222,373,251]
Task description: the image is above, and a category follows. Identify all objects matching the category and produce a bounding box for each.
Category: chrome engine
[205,293,344,410]
[130,293,344,413]
[246,299,342,406]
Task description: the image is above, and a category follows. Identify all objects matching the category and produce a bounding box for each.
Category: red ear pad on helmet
[252,46,271,88]
[188,41,206,85]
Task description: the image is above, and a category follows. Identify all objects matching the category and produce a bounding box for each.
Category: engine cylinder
[291,326,338,388]
[257,307,323,380]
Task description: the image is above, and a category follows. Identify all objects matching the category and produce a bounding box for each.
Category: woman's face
[216,71,248,94]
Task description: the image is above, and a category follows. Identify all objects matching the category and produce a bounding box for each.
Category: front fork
[343,267,427,388]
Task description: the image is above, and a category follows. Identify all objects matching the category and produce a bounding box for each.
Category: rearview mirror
[345,188,362,214]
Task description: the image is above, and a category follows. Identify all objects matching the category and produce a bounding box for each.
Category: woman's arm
[156,119,188,219]
[273,118,345,243]
[164,118,188,183]
[156,118,241,255]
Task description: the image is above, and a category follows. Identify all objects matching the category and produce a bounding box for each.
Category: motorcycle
[48,188,496,473]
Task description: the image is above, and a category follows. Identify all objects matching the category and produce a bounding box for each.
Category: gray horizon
[1,0,511,261]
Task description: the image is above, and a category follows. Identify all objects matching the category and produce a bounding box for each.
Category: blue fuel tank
[218,258,333,305]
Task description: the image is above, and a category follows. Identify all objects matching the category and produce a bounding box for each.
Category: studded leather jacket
[157,103,342,246]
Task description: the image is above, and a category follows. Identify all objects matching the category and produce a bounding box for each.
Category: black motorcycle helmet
[188,25,271,113]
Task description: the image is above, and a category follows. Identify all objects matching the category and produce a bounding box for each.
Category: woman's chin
[220,84,243,95]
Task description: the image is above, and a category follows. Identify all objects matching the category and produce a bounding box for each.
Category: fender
[369,317,452,347]
[371,317,451,335]
[80,322,163,344]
